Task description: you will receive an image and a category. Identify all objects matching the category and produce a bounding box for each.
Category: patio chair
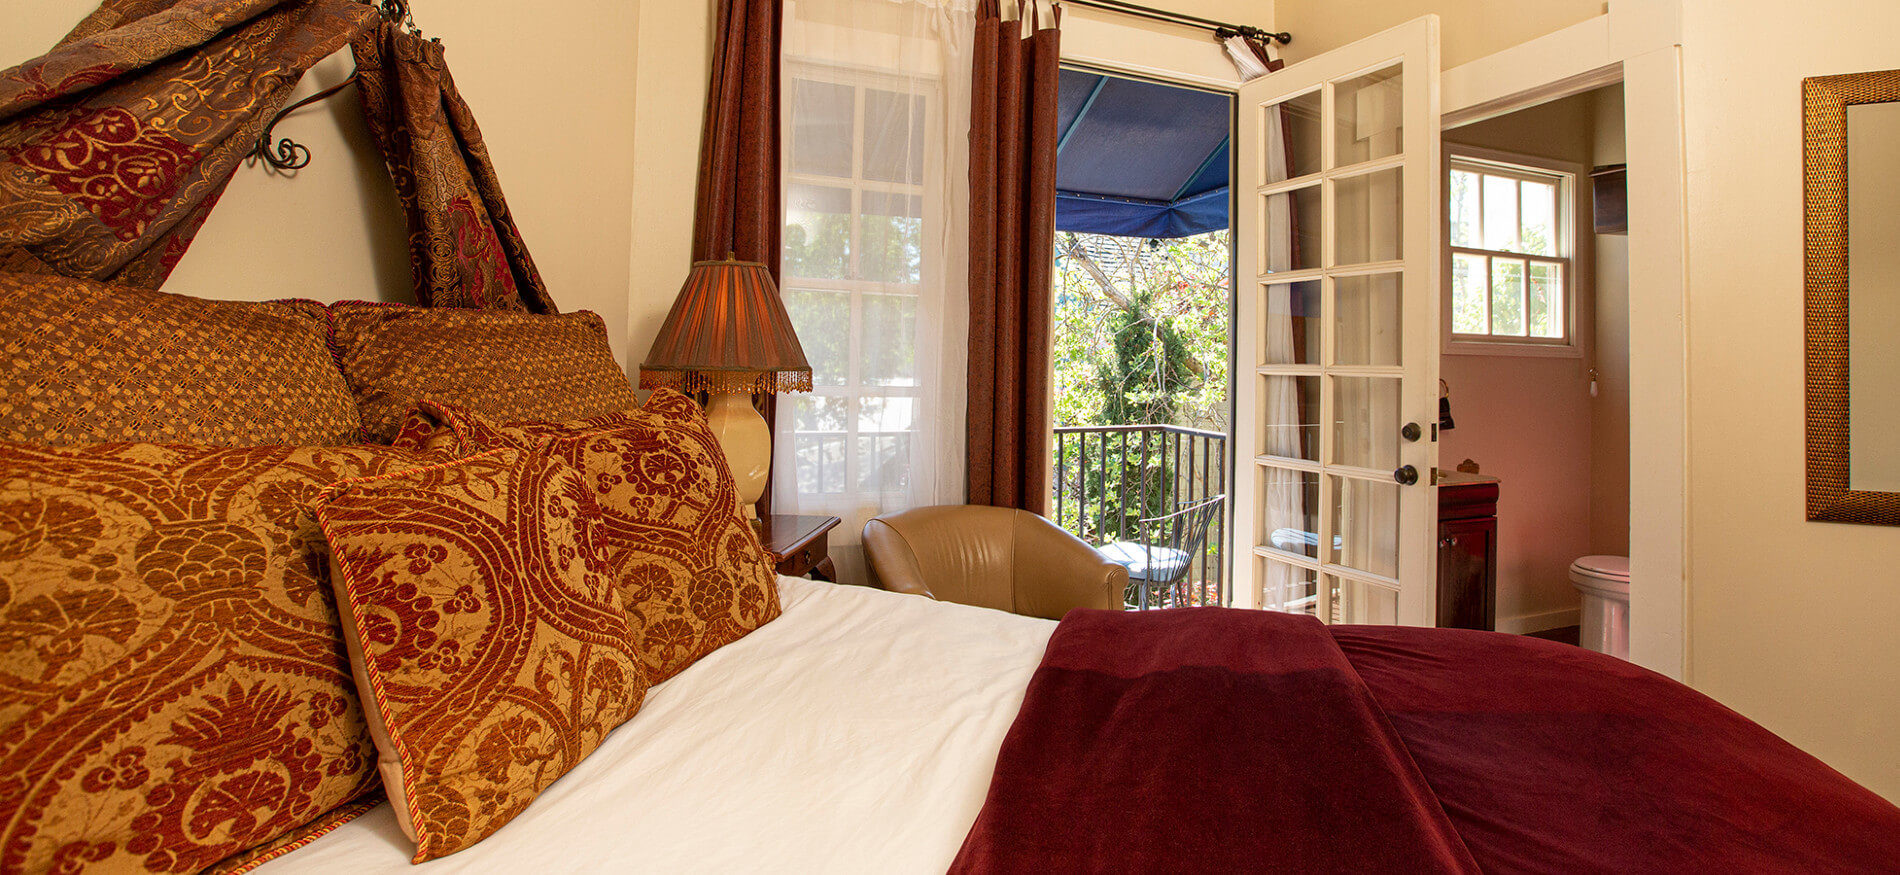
[1097,494,1226,609]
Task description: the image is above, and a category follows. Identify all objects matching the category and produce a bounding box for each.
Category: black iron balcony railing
[1052,424,1228,609]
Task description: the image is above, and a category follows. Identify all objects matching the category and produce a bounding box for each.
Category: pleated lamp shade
[639,258,813,395]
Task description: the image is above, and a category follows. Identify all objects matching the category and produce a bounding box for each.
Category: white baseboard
[1496,607,1581,635]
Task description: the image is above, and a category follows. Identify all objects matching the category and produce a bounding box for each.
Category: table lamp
[639,257,813,520]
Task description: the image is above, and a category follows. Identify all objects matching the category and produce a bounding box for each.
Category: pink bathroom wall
[1439,355,1596,629]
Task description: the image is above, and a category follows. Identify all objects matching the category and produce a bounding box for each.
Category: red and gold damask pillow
[391,389,781,684]
[313,447,648,862]
[327,302,637,442]
[0,442,430,874]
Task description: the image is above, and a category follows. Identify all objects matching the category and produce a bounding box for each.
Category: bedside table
[758,514,841,582]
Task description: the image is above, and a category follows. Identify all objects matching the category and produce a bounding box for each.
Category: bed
[5,276,1899,874]
[259,576,1051,873]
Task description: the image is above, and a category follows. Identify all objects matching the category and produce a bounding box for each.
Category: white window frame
[781,62,938,506]
[1441,145,1585,358]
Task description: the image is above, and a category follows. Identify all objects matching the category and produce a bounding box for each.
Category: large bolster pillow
[0,442,433,874]
[327,302,636,443]
[0,273,361,447]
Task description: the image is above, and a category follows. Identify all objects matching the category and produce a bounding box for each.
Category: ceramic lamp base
[703,393,770,520]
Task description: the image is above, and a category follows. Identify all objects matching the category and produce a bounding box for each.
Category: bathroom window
[1445,153,1575,348]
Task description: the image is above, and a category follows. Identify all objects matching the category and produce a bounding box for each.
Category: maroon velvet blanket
[951,609,1900,874]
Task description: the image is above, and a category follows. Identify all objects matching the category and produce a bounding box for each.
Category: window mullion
[1514,178,1526,254]
[844,84,867,498]
[1481,255,1492,333]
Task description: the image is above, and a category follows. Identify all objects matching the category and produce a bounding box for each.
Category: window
[781,69,930,506]
[1446,154,1574,346]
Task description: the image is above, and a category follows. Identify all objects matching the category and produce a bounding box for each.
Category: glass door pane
[1233,17,1440,625]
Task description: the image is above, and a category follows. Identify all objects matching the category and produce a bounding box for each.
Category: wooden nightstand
[758,514,840,582]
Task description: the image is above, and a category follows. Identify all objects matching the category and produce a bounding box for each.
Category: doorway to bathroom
[1437,81,1630,642]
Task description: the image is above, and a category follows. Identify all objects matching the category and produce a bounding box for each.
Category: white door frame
[1439,0,1688,680]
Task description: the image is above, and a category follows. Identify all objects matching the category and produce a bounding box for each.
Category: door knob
[1401,422,1422,442]
[1393,465,1419,486]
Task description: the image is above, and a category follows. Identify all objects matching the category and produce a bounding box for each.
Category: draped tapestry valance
[1,0,556,313]
[351,20,554,313]
[0,0,375,288]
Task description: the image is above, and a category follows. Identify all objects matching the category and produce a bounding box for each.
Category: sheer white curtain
[775,0,976,584]
[1235,43,1315,615]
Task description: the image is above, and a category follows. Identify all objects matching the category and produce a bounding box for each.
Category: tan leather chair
[862,505,1128,620]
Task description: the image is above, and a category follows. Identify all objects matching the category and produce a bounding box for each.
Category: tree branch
[1059,232,1136,312]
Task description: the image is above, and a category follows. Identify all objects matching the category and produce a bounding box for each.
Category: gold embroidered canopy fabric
[0,0,376,287]
[352,21,555,313]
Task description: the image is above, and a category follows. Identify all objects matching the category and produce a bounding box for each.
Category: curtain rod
[1057,0,1291,45]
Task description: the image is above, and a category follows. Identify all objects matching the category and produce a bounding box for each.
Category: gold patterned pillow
[313,447,649,862]
[328,302,636,442]
[0,442,429,874]
[391,389,781,684]
[0,272,363,446]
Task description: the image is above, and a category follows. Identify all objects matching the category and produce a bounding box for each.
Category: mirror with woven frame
[1805,68,1900,524]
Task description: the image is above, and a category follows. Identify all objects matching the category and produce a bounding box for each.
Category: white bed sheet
[260,577,1054,874]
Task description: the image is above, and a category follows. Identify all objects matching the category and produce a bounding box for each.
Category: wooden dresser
[1436,473,1499,631]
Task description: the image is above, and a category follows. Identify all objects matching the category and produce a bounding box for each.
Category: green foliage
[1052,231,1230,430]
[1051,230,1230,559]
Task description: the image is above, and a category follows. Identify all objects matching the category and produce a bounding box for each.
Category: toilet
[1569,555,1630,659]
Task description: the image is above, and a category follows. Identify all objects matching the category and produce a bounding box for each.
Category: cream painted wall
[1276,0,1605,69]
[3,0,640,365]
[625,1,714,375]
[1680,0,1900,802]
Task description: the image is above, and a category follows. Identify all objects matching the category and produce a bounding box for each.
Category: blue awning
[1056,70,1233,238]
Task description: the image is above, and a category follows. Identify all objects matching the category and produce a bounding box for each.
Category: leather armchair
[862,505,1128,620]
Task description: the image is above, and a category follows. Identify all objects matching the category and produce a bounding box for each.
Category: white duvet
[259,577,1054,874]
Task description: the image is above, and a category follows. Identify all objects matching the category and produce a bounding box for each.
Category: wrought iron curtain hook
[378,0,425,37]
[253,73,358,172]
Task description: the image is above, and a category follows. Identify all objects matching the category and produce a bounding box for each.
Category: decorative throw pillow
[0,272,362,446]
[313,447,648,862]
[391,389,781,684]
[0,442,428,874]
[328,302,636,442]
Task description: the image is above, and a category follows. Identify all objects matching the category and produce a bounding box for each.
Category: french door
[1231,17,1441,625]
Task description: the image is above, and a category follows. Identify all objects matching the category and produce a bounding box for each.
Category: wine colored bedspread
[951,609,1900,874]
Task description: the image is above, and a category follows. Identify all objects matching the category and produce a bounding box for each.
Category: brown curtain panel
[692,0,781,267]
[690,0,782,516]
[0,0,375,287]
[967,0,1060,513]
[352,22,554,313]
